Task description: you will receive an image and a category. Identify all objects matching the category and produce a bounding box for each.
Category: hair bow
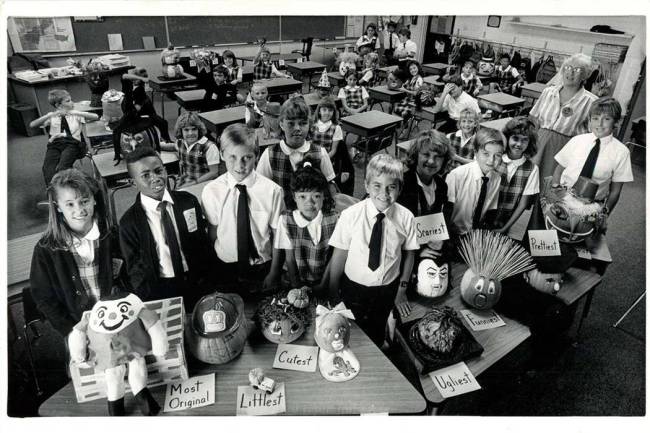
[315,302,355,328]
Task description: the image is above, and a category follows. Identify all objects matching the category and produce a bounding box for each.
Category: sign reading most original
[163,373,215,413]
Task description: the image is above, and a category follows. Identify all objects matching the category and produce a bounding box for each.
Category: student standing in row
[447,108,481,171]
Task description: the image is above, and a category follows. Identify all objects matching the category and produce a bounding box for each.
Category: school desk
[39,310,426,416]
[254,128,281,148]
[199,106,246,134]
[421,63,452,77]
[367,85,406,113]
[340,110,403,168]
[477,92,525,117]
[82,120,113,153]
[376,65,398,84]
[9,65,131,117]
[242,64,254,83]
[174,89,207,114]
[258,77,303,97]
[394,261,531,410]
[147,72,198,119]
[422,75,445,89]
[326,71,346,89]
[285,61,327,92]
[73,100,103,115]
[479,116,512,132]
[239,53,303,67]
[520,82,548,102]
[302,92,342,111]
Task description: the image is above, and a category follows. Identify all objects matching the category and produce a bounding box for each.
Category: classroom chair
[19,287,47,397]
[292,37,314,61]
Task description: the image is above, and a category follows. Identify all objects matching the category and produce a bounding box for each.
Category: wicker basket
[185,291,250,364]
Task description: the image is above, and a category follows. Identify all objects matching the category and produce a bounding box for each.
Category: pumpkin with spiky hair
[458,230,535,310]
[255,292,312,344]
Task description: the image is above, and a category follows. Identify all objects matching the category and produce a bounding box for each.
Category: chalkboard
[281,16,345,41]
[72,17,167,53]
[167,16,280,47]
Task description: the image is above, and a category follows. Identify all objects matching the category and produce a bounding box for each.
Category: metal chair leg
[613,291,646,328]
[23,322,44,396]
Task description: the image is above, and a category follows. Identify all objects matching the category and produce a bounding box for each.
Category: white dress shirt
[256,140,336,182]
[442,92,481,120]
[329,199,419,286]
[140,190,189,278]
[201,171,284,264]
[315,120,344,142]
[71,221,100,264]
[275,210,324,248]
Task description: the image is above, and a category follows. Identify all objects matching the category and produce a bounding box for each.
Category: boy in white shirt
[434,75,482,134]
[329,153,419,347]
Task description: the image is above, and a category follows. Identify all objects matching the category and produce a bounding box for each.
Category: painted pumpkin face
[262,317,305,344]
[315,313,350,353]
[120,131,155,155]
[541,186,604,244]
[416,259,449,298]
[460,268,502,310]
[387,73,404,91]
[89,293,143,334]
[286,288,310,309]
[524,269,563,295]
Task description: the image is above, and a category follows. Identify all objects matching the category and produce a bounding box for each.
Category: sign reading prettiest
[163,373,215,413]
[272,344,319,372]
[236,382,286,416]
[527,230,561,256]
[460,309,506,331]
[415,213,449,244]
[429,362,481,398]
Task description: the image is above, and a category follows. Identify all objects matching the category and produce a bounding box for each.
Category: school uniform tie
[579,138,601,179]
[368,212,385,271]
[158,201,184,277]
[418,186,430,215]
[235,184,259,268]
[389,32,393,50]
[472,176,489,228]
[60,115,73,137]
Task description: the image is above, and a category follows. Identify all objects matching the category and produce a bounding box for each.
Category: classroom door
[422,16,455,64]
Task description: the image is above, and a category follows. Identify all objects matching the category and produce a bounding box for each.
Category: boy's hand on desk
[395,291,411,318]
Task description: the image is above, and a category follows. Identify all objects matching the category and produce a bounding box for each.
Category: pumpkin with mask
[255,293,312,344]
[416,257,450,298]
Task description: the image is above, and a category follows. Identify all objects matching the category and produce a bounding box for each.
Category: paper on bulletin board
[429,362,481,399]
[108,33,123,51]
[527,230,561,256]
[415,213,449,244]
[163,373,215,413]
[236,383,286,416]
[460,309,506,331]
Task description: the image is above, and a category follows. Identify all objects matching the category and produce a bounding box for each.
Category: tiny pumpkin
[286,288,310,309]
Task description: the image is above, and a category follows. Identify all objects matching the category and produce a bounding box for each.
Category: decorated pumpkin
[161,46,184,80]
[416,257,450,298]
[100,89,124,124]
[286,287,310,309]
[337,51,359,76]
[119,129,159,156]
[186,291,249,364]
[255,293,312,344]
[458,230,534,310]
[477,56,495,76]
[523,244,578,295]
[190,49,216,73]
[541,177,606,244]
[314,303,360,382]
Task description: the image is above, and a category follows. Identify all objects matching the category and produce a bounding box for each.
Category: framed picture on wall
[487,16,502,28]
[7,17,76,52]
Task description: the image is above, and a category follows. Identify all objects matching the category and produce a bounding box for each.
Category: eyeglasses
[563,65,585,74]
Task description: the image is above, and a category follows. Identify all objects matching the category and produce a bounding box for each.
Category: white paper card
[163,373,215,413]
[429,362,481,398]
[527,230,561,256]
[415,213,449,244]
[272,344,319,372]
[297,57,303,63]
[189,60,197,67]
[107,34,123,51]
[184,208,197,232]
[279,59,285,66]
[460,309,506,331]
[575,247,592,260]
[236,382,286,416]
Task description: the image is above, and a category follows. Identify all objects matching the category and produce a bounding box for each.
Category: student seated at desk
[358,52,380,87]
[29,89,99,186]
[489,53,524,96]
[30,169,127,339]
[433,75,481,134]
[338,70,369,116]
[393,28,417,65]
[551,96,633,227]
[201,124,284,293]
[314,69,333,100]
[443,60,483,97]
[355,22,381,52]
[119,147,214,308]
[257,96,338,206]
[160,112,220,187]
[445,127,505,236]
[328,153,419,348]
[253,46,290,80]
[222,50,244,86]
[201,65,239,112]
[245,81,270,128]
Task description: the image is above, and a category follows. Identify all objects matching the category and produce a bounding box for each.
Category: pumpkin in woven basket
[185,292,249,364]
[255,293,312,344]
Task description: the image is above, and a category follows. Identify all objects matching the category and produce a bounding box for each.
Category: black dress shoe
[107,397,126,416]
[134,388,160,416]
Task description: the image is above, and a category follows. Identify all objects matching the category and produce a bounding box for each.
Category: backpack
[536,56,557,84]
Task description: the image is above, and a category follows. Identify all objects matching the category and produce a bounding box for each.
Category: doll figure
[68,293,169,416]
[161,46,184,80]
[314,303,360,382]
[190,49,216,74]
[337,51,359,76]
[85,60,110,107]
[416,257,450,298]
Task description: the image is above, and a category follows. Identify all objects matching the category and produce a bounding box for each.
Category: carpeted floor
[5,98,646,417]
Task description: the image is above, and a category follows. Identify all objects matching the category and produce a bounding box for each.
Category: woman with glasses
[529,53,598,182]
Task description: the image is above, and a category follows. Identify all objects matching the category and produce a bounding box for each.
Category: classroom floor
[5,96,646,416]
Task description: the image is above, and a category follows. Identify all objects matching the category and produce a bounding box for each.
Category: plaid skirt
[393,95,416,118]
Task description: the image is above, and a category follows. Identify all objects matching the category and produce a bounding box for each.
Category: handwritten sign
[575,246,592,260]
[189,60,197,68]
[236,382,286,416]
[429,362,481,398]
[460,309,506,331]
[527,230,561,256]
[278,59,285,67]
[163,373,215,413]
[272,344,319,372]
[415,213,449,245]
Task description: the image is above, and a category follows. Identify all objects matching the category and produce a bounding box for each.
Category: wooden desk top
[73,101,102,113]
[368,85,406,97]
[340,110,403,132]
[175,89,206,103]
[254,127,281,147]
[521,82,548,92]
[93,151,178,180]
[199,106,246,133]
[286,61,326,72]
[478,92,525,107]
[423,75,445,86]
[422,62,452,70]
[83,120,112,138]
[378,65,398,75]
[7,232,43,287]
[302,92,341,108]
[258,77,303,91]
[9,66,131,86]
[241,53,303,63]
[148,73,197,90]
[397,262,531,404]
[480,116,512,132]
[179,180,209,200]
[39,316,426,415]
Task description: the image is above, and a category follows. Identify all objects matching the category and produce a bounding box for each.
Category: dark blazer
[397,167,448,217]
[119,190,215,301]
[29,228,125,337]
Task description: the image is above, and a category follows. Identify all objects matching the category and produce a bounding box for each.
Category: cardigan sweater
[397,168,448,216]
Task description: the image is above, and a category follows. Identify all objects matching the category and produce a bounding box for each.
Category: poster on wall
[7,17,77,52]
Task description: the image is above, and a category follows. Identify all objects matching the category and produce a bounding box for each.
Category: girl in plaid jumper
[272,161,339,296]
[338,69,369,115]
[447,108,480,171]
[494,117,540,233]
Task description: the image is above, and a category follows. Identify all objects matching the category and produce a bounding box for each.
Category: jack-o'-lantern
[161,46,184,80]
[314,303,360,382]
[477,57,495,76]
[416,258,450,298]
[101,89,124,124]
[190,49,216,73]
[541,177,606,244]
[255,293,311,344]
[337,51,358,76]
[458,230,534,310]
[120,129,158,156]
[523,244,578,295]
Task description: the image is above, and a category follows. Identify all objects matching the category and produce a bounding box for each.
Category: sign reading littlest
[236,382,286,416]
